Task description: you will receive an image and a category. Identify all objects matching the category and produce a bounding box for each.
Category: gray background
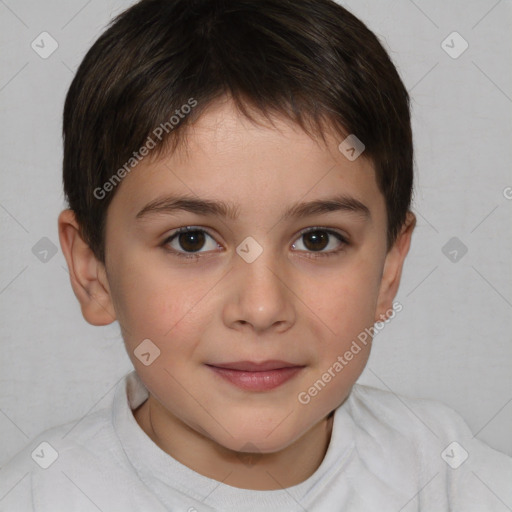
[0,0,511,468]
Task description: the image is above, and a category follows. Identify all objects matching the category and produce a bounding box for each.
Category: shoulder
[0,372,166,511]
[346,382,508,456]
[0,406,121,510]
[342,384,512,508]
[348,383,472,438]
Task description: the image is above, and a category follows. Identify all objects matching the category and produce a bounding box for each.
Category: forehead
[107,98,385,225]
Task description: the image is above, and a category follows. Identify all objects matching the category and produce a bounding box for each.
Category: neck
[133,396,335,490]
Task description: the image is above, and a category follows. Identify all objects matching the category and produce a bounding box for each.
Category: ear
[375,211,416,322]
[58,209,116,326]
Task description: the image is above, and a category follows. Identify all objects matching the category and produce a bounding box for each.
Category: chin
[208,421,305,455]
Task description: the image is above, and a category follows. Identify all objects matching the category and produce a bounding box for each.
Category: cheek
[109,254,214,355]
[297,267,379,412]
[305,258,383,340]
[108,256,172,336]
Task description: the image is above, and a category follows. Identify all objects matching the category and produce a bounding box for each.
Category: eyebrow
[135,193,371,222]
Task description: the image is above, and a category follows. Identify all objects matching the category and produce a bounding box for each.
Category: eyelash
[161,226,349,261]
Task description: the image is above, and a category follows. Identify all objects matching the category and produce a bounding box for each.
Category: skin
[58,96,415,490]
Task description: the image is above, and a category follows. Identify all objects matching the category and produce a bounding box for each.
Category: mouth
[205,360,305,392]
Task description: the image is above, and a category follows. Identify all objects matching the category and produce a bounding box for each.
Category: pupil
[179,231,205,252]
[304,231,328,251]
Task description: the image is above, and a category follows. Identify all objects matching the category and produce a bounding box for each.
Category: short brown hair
[63,0,413,263]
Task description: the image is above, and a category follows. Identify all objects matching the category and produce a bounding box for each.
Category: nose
[222,246,296,334]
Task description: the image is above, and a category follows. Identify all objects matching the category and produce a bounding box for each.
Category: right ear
[58,209,116,326]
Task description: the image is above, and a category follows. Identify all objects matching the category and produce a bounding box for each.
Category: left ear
[375,211,416,322]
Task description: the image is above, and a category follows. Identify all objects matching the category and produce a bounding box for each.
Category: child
[1,0,511,510]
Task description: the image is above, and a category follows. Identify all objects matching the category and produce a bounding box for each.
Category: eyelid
[165,225,212,236]
[296,226,349,242]
[163,225,348,242]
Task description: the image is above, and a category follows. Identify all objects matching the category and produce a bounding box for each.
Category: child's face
[76,97,412,454]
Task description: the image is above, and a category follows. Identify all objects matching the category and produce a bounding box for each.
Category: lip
[205,361,305,392]
[208,360,301,372]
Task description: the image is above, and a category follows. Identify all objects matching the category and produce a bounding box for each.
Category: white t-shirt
[1,370,511,511]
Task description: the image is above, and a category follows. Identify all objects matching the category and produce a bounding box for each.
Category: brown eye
[163,227,220,258]
[302,230,329,251]
[292,228,348,257]
[177,230,206,252]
